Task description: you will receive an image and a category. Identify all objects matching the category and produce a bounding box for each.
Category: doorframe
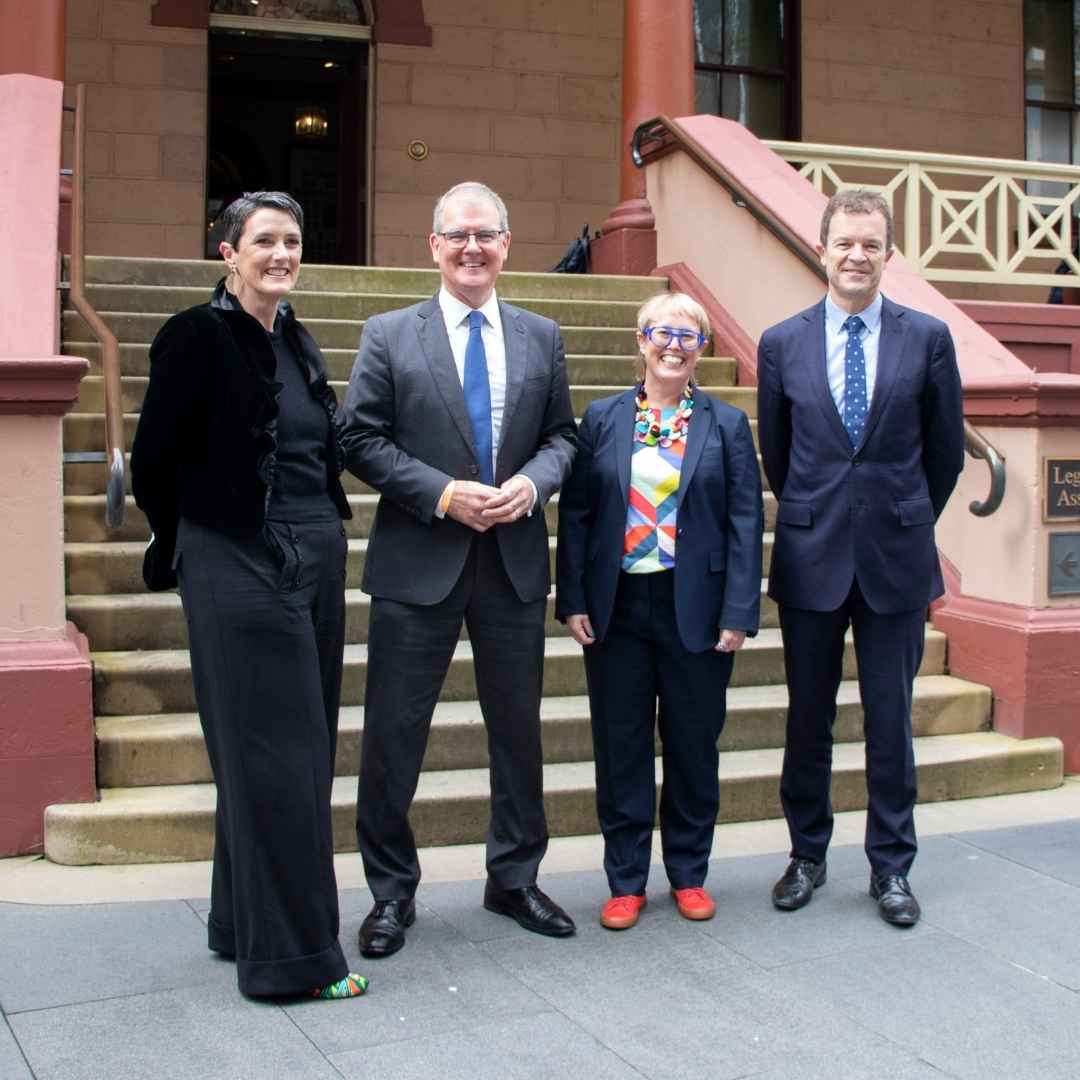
[207,14,376,264]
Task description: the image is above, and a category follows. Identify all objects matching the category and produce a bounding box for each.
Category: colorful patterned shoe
[671,887,716,921]
[313,973,369,1000]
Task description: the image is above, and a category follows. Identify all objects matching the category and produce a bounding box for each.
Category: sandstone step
[63,343,735,385]
[64,498,778,592]
[44,732,1063,864]
[95,675,991,789]
[62,388,759,454]
[88,628,948,717]
[71,256,668,302]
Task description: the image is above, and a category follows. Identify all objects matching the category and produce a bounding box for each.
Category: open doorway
[206,27,369,264]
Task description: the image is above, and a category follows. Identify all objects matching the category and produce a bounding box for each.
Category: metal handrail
[67,83,125,528]
[630,115,1007,517]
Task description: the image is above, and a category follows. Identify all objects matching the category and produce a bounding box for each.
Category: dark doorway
[206,28,368,264]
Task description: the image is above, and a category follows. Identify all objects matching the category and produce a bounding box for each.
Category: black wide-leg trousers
[583,571,734,897]
[356,531,549,899]
[176,516,349,996]
[778,579,926,878]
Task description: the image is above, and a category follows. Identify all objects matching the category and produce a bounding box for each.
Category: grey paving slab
[0,900,232,1013]
[329,1011,644,1080]
[0,1015,32,1080]
[959,820,1080,888]
[480,920,891,1080]
[736,1045,959,1080]
[8,985,340,1080]
[777,931,1080,1080]
[285,904,551,1056]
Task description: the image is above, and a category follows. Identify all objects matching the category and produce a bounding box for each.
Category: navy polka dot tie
[841,314,867,449]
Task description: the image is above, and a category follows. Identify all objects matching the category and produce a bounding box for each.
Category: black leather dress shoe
[359,898,416,958]
[483,884,576,937]
[870,874,921,927]
[771,857,827,911]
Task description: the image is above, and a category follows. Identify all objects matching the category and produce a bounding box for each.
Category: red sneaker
[600,894,647,930]
[671,887,716,921]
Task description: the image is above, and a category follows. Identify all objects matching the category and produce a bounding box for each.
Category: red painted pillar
[0,0,94,856]
[591,0,695,275]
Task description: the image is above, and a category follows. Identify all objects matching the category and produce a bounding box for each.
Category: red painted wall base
[932,595,1080,773]
[0,623,95,855]
[590,227,657,277]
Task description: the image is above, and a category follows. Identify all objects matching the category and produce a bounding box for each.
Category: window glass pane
[721,72,784,138]
[695,70,722,115]
[1025,0,1073,103]
[210,0,365,23]
[1027,104,1072,163]
[694,0,724,65]
[724,0,783,69]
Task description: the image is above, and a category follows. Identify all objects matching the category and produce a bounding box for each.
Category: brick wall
[64,0,207,259]
[801,0,1023,159]
[372,0,622,270]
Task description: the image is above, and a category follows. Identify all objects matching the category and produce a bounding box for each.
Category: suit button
[469,465,479,476]
[677,528,685,536]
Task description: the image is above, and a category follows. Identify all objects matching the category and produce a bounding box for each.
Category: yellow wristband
[439,480,456,514]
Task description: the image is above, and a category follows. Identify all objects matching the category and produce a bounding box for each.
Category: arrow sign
[1059,551,1078,578]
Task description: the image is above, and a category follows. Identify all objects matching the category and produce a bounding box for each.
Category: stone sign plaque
[1049,533,1080,597]
[1045,458,1080,521]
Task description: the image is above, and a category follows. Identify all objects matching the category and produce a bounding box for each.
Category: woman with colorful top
[556,292,763,929]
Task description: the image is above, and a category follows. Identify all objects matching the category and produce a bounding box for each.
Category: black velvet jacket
[131,280,351,589]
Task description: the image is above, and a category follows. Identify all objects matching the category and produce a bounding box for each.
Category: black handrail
[630,114,1007,517]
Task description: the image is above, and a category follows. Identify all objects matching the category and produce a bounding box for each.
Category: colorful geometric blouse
[622,406,686,573]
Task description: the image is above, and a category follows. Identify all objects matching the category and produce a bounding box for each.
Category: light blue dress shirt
[824,292,883,417]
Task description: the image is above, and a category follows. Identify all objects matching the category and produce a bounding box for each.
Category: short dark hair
[820,188,893,251]
[220,191,304,248]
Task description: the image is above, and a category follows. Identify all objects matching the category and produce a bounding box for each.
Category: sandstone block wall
[372,0,622,270]
[64,0,207,259]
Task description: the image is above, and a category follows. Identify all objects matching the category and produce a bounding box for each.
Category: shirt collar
[438,286,502,334]
[825,291,883,335]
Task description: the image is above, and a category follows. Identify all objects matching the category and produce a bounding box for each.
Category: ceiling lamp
[295,105,329,139]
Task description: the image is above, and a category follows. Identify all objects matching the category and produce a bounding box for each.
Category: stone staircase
[45,256,1063,863]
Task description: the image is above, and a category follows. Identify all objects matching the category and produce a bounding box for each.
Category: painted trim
[963,373,1080,427]
[652,262,759,386]
[151,0,208,29]
[372,0,432,46]
[0,356,89,416]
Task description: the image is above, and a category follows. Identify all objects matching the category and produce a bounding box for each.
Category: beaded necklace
[634,382,695,447]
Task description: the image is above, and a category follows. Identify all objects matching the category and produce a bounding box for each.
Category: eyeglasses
[642,325,708,350]
[437,230,505,248]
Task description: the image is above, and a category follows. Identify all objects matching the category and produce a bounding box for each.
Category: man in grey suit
[340,182,578,957]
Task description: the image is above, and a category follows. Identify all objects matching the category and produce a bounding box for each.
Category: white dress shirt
[824,292,883,417]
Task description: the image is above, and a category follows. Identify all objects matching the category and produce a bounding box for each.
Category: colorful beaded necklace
[634,382,695,447]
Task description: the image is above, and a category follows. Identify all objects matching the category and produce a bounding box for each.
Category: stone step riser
[95,678,991,789]
[70,257,669,301]
[44,734,1062,864]
[89,634,948,717]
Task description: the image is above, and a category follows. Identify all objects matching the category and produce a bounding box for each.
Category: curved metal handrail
[964,420,1006,516]
[67,84,125,528]
[630,115,1008,517]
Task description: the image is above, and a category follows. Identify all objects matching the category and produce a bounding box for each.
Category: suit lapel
[677,392,711,498]
[615,389,635,514]
[416,294,477,457]
[494,301,527,477]
[857,296,906,452]
[805,300,852,451]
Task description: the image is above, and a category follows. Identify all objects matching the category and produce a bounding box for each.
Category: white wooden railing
[764,140,1080,289]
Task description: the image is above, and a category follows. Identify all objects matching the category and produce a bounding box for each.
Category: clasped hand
[446,476,534,533]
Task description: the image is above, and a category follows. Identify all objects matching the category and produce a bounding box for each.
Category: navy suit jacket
[756,295,965,615]
[556,388,763,653]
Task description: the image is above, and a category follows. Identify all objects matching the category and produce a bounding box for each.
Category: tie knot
[842,315,865,336]
[467,309,485,331]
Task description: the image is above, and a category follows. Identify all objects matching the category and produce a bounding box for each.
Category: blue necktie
[841,314,868,449]
[463,309,494,486]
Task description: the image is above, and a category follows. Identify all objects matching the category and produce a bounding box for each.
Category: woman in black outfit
[131,191,366,1000]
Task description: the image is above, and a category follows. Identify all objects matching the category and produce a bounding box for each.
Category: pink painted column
[0,8,95,856]
[591,0,695,275]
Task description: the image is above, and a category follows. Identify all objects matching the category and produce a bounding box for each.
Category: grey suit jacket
[339,294,577,605]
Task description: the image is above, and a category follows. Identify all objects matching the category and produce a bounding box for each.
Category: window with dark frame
[1025,0,1080,169]
[693,0,799,140]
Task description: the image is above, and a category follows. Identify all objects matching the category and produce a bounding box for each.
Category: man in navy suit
[757,189,964,926]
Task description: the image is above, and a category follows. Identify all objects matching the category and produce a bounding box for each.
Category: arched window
[693,0,799,139]
[209,0,368,24]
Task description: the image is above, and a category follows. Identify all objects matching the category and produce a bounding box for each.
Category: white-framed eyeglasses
[437,230,505,248]
[642,325,708,350]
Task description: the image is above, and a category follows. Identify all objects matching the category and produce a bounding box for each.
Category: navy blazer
[756,295,965,615]
[556,388,763,653]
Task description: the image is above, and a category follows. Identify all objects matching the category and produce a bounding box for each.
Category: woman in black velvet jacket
[131,191,366,1001]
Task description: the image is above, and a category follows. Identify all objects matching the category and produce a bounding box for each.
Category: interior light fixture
[295,105,329,139]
